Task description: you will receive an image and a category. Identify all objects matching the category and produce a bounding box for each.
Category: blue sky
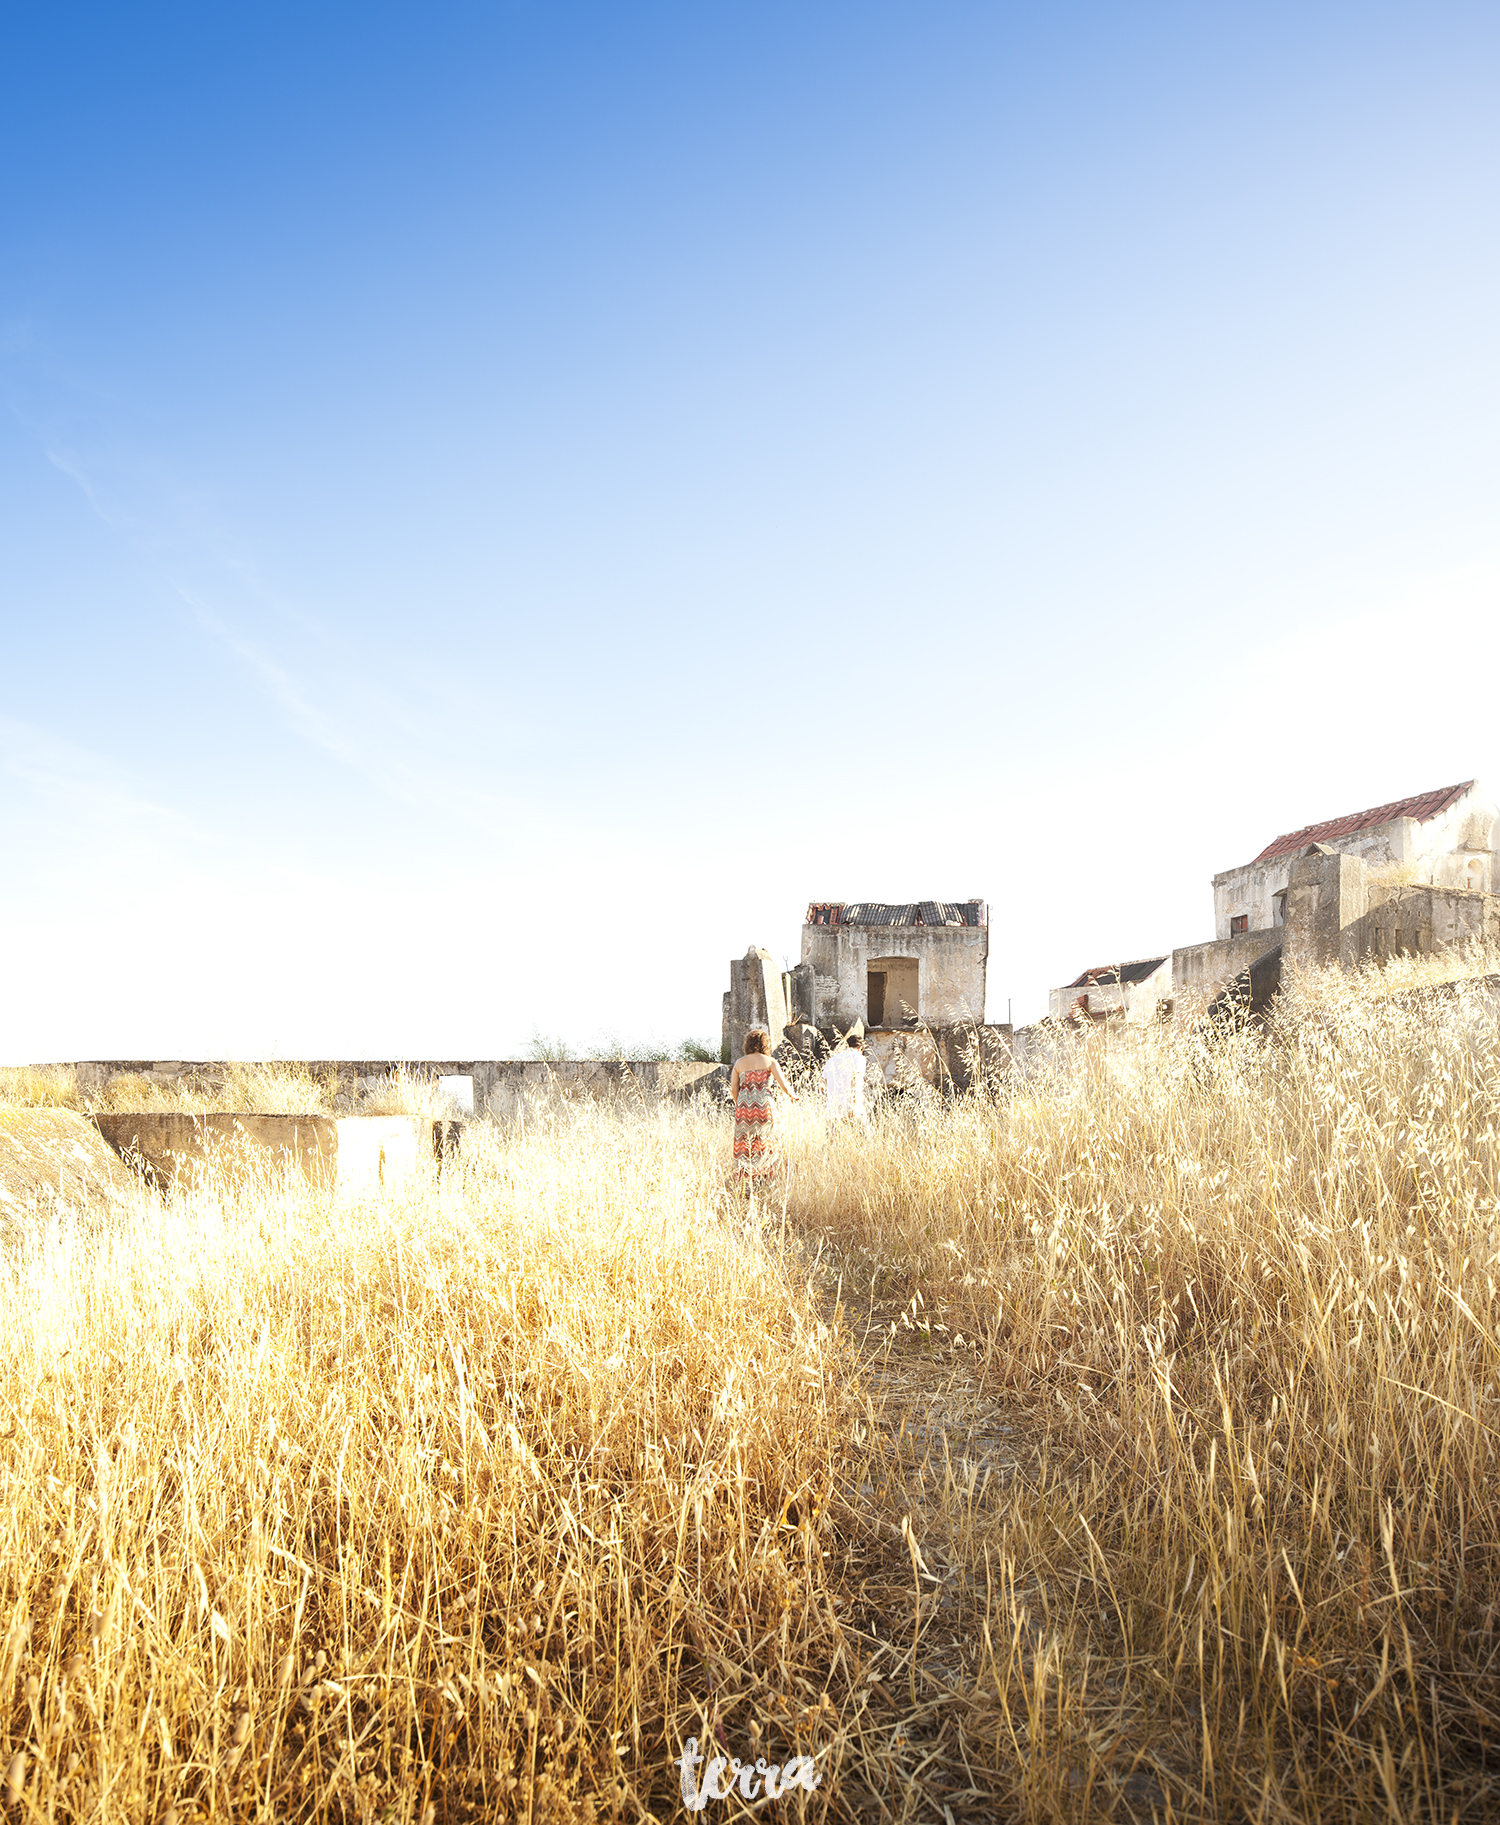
[3,2,1499,1059]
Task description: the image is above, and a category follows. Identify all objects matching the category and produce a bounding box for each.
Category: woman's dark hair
[848,1034,865,1050]
[744,1028,769,1055]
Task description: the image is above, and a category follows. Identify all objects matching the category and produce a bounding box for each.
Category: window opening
[1230,914,1248,936]
[438,1074,475,1116]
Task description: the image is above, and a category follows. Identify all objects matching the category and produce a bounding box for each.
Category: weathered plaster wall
[1173,929,1284,1003]
[1213,785,1500,938]
[1285,846,1500,971]
[1212,860,1293,941]
[721,948,790,1064]
[44,1059,725,1126]
[1046,958,1172,1024]
[800,924,987,1030]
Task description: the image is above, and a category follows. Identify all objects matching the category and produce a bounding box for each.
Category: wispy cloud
[7,397,595,861]
[23,425,449,809]
[177,589,405,787]
[0,715,209,848]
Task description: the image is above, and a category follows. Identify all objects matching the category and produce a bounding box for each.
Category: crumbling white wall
[800,923,987,1031]
[721,947,791,1063]
[1047,957,1172,1024]
[1212,783,1500,940]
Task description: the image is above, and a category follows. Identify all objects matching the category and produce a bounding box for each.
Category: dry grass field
[3,951,1500,1821]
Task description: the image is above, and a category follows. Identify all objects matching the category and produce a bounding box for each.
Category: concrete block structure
[1174,780,1500,1003]
[721,948,792,1066]
[91,1112,436,1194]
[796,900,988,1034]
[1048,956,1171,1025]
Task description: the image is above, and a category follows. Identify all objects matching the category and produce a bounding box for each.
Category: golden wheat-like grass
[0,1061,455,1119]
[0,1107,859,1821]
[3,954,1500,1820]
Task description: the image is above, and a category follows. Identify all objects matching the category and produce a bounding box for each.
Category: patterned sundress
[732,1067,779,1182]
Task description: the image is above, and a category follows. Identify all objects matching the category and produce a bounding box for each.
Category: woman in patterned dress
[729,1028,799,1186]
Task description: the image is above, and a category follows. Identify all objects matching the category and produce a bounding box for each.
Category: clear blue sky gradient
[4,3,1499,1058]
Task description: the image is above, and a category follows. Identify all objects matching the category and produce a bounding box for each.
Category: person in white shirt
[821,1034,868,1122]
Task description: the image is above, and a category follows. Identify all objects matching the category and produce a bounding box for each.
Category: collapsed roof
[805,901,986,928]
[1066,958,1169,989]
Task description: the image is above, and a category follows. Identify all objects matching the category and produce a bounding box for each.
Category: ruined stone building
[1174,779,1500,1000]
[795,900,987,1033]
[721,900,989,1070]
[1044,781,1500,1027]
[1047,957,1172,1025]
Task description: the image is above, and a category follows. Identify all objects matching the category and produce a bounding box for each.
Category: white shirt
[822,1048,867,1119]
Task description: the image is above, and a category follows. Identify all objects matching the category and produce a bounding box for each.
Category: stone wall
[42,1059,726,1124]
[483,1060,726,1120]
[799,923,987,1031]
[1285,846,1500,971]
[1172,929,1284,1003]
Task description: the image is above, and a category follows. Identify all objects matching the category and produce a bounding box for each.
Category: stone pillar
[1284,845,1369,972]
[788,961,817,1026]
[723,947,789,1063]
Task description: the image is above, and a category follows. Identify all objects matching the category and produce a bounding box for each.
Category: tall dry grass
[0,1062,450,1118]
[0,1110,856,1822]
[785,956,1500,1819]
[4,954,1500,1819]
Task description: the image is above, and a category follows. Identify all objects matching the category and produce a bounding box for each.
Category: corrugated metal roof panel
[817,899,988,928]
[1066,957,1168,989]
[1255,782,1474,862]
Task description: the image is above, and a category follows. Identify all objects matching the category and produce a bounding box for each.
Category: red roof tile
[1254,782,1474,862]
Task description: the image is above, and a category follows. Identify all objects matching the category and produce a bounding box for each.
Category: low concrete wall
[41,1060,726,1123]
[91,1113,439,1194]
[1172,929,1283,1003]
[483,1060,726,1120]
[1359,880,1500,959]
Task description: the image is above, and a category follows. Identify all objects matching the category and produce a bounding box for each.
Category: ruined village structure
[1050,779,1500,1023]
[722,900,1001,1094]
[25,783,1500,1185]
[1049,957,1173,1025]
